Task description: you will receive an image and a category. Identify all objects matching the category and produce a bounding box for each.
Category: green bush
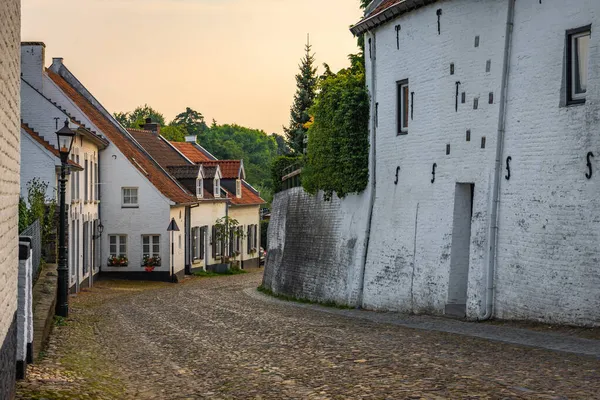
[302,60,370,200]
[271,155,303,193]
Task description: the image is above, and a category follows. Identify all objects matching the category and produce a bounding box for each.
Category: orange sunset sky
[22,0,363,135]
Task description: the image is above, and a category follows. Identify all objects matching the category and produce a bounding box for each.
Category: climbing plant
[301,58,370,200]
[272,155,304,194]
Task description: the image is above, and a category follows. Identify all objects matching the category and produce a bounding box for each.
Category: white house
[265,0,600,327]
[21,42,109,293]
[0,0,21,396]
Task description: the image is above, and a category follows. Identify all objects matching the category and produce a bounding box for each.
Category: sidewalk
[246,288,600,359]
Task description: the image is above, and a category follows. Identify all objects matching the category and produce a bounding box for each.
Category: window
[568,26,591,104]
[94,162,98,201]
[212,225,222,257]
[236,179,242,198]
[214,178,221,198]
[142,235,160,259]
[247,224,257,253]
[84,158,88,202]
[76,154,80,200]
[196,179,203,199]
[192,227,205,260]
[70,155,75,201]
[109,235,127,257]
[397,80,409,134]
[122,187,138,207]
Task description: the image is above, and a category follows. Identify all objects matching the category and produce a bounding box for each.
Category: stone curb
[31,264,57,362]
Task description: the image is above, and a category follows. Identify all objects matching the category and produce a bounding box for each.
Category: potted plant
[108,255,128,267]
[143,255,161,272]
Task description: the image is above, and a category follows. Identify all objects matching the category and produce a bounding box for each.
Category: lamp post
[56,119,75,318]
[167,218,180,283]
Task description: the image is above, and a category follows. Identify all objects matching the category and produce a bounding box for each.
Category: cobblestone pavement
[18,270,600,399]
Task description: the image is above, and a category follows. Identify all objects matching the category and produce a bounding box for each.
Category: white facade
[266,0,600,326]
[21,43,104,293]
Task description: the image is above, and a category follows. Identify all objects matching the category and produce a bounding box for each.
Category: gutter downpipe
[357,31,377,308]
[481,0,515,321]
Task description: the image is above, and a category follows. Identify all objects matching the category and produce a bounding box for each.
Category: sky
[22,0,363,135]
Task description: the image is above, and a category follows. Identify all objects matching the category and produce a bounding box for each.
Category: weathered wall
[263,188,370,306]
[495,1,600,326]
[0,0,21,396]
[264,0,600,327]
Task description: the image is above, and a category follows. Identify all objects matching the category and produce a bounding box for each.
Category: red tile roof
[170,142,213,163]
[168,141,263,205]
[199,160,242,179]
[47,70,196,204]
[21,122,83,169]
[369,0,401,16]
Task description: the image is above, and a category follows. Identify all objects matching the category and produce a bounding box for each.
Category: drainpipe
[357,32,377,308]
[481,0,515,320]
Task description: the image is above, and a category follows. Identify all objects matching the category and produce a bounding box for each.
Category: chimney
[21,42,46,92]
[185,135,197,143]
[141,118,161,136]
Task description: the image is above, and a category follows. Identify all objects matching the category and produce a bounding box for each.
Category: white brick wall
[266,0,600,326]
[0,0,21,343]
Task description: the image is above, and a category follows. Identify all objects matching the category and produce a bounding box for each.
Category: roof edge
[350,0,439,36]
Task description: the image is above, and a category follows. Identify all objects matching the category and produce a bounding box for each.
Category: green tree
[113,104,165,128]
[160,125,187,142]
[273,133,290,155]
[302,57,370,200]
[284,39,318,154]
[171,107,208,137]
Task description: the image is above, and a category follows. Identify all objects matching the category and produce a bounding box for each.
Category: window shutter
[247,225,251,253]
[253,225,258,248]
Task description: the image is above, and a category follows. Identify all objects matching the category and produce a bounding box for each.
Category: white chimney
[20,42,46,91]
[185,135,197,143]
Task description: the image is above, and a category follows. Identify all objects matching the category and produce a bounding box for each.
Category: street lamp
[56,119,75,317]
[167,218,180,283]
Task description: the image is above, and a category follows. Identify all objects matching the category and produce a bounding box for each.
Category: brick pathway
[17,270,600,399]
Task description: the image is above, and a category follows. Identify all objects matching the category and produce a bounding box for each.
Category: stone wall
[263,188,370,306]
[0,0,21,396]
[264,0,600,327]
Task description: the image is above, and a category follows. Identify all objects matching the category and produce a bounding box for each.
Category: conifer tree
[284,37,317,154]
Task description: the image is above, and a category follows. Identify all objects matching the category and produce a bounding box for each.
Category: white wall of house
[100,143,173,275]
[20,130,57,200]
[494,1,600,326]
[190,201,227,269]
[229,205,261,263]
[362,0,508,318]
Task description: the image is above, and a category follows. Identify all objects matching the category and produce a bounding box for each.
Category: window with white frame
[84,157,89,202]
[70,155,76,201]
[142,235,160,258]
[192,227,205,260]
[568,26,591,104]
[196,179,203,198]
[236,179,242,198]
[214,178,221,198]
[109,235,127,258]
[397,80,409,134]
[76,154,80,200]
[122,187,139,207]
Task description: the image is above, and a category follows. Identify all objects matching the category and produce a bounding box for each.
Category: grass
[193,269,248,278]
[257,285,353,310]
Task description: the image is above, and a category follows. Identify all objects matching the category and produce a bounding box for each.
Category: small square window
[567,26,591,104]
[397,80,409,135]
[196,179,203,199]
[122,187,139,207]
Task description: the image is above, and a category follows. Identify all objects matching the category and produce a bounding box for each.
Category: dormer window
[196,179,203,199]
[236,179,242,198]
[214,178,221,198]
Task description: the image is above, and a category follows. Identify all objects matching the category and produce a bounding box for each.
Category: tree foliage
[284,41,318,154]
[171,107,208,137]
[19,179,57,252]
[114,104,165,128]
[301,58,370,200]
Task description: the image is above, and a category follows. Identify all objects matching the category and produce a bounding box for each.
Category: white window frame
[192,227,201,260]
[122,187,139,208]
[109,235,127,258]
[236,179,242,198]
[214,178,221,198]
[568,28,591,103]
[142,235,160,258]
[397,80,409,134]
[196,179,203,199]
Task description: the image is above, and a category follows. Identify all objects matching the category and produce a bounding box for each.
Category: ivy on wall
[272,155,304,193]
[302,60,370,200]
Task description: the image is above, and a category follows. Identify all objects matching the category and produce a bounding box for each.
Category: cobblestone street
[17,270,600,399]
